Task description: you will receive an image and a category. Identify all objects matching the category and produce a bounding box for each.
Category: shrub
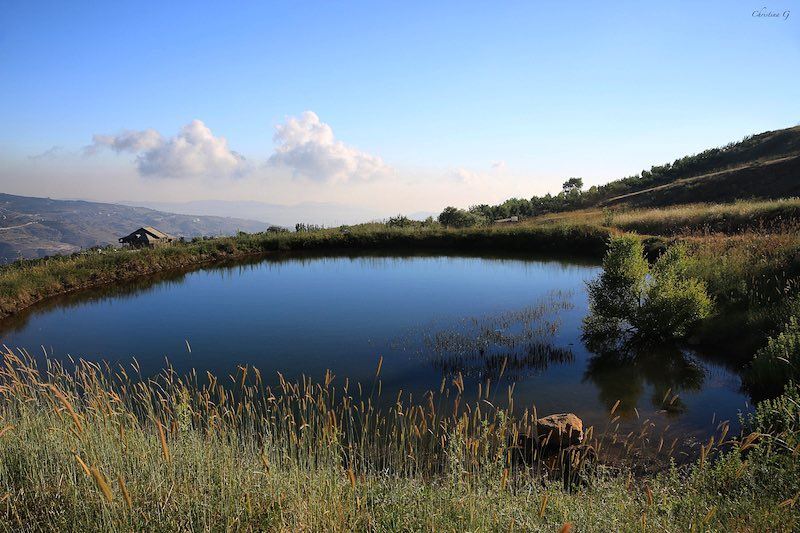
[386,214,413,228]
[584,235,648,339]
[635,245,713,339]
[749,316,800,393]
[584,238,712,342]
[437,207,487,228]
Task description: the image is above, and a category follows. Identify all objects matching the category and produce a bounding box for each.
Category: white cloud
[268,111,391,182]
[87,120,245,179]
[491,160,507,171]
[28,145,64,160]
[88,129,162,155]
[448,167,482,184]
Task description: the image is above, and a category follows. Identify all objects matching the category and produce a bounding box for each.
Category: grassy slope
[593,125,800,207]
[602,155,800,209]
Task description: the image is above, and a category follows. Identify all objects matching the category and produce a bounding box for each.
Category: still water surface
[0,253,750,441]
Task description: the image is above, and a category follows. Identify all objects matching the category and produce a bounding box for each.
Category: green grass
[0,351,797,531]
[530,198,800,237]
[525,201,800,357]
[609,198,800,236]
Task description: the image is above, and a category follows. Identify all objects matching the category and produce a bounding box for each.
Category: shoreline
[0,224,611,320]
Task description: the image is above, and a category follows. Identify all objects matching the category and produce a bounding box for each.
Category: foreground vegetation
[0,350,797,531]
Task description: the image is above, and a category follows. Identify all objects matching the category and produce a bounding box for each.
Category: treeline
[439,126,800,224]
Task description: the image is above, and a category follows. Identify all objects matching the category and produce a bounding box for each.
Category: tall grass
[0,349,797,530]
[531,198,800,237]
[610,198,800,236]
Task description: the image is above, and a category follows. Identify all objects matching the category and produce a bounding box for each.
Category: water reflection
[583,346,706,418]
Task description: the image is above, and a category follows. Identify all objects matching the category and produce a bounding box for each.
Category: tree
[386,215,412,228]
[583,235,649,339]
[583,238,712,344]
[437,206,486,228]
[562,177,584,194]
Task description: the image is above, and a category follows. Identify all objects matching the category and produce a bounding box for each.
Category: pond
[0,252,751,444]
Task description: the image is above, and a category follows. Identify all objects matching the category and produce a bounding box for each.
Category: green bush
[635,245,713,339]
[584,237,712,342]
[584,235,648,338]
[386,214,413,228]
[749,316,800,392]
[437,206,487,228]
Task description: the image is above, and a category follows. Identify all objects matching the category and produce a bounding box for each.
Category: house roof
[121,226,174,241]
[140,226,172,239]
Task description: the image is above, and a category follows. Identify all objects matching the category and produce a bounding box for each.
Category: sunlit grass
[529,198,800,237]
[610,198,800,236]
[0,349,796,530]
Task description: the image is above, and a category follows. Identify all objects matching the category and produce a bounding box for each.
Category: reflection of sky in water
[0,253,752,441]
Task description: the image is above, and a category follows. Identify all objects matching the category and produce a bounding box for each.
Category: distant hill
[468,124,800,220]
[0,193,270,262]
[601,154,800,209]
[598,126,800,209]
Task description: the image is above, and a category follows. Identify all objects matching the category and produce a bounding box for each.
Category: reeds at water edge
[0,344,792,530]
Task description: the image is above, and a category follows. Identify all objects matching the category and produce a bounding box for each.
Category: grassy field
[531,197,800,236]
[0,350,797,531]
[607,198,800,236]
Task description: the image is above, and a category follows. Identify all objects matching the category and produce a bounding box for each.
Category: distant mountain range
[0,193,270,262]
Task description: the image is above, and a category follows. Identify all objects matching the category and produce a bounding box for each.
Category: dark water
[0,252,751,440]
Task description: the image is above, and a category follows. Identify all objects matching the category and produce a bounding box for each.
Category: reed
[0,348,796,530]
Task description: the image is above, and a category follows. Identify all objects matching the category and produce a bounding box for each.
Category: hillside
[594,125,800,204]
[467,124,800,221]
[0,193,270,262]
[601,154,800,208]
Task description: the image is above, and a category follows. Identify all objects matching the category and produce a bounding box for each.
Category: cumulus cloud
[268,111,391,182]
[491,160,507,171]
[87,120,245,179]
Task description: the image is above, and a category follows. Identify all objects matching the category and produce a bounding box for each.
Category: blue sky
[0,1,798,219]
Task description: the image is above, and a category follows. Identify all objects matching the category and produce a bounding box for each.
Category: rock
[536,413,583,449]
[511,413,585,465]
